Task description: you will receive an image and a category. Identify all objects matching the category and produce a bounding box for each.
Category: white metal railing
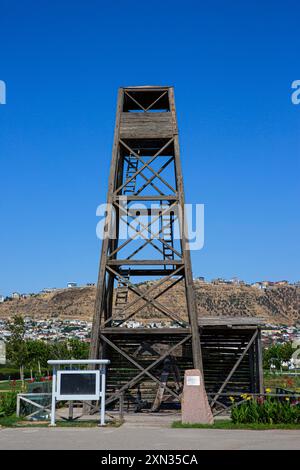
[16,393,52,420]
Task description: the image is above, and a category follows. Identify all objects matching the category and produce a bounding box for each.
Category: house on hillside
[273,280,289,286]
[211,278,226,285]
[11,292,20,299]
[67,282,77,288]
[42,287,57,293]
[0,295,4,303]
[252,281,274,289]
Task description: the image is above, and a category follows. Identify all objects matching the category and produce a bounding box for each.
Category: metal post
[16,394,20,417]
[99,365,106,426]
[50,366,57,426]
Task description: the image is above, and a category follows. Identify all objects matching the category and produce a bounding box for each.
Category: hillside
[0,281,299,325]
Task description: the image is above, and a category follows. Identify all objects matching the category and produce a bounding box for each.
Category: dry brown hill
[0,281,299,325]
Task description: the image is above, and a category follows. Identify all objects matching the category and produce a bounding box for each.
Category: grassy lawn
[0,414,122,428]
[172,420,300,430]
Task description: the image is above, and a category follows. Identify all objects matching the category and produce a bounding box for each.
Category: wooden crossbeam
[124,215,179,260]
[108,201,178,258]
[116,210,167,258]
[134,156,174,195]
[120,139,176,194]
[103,333,192,406]
[112,200,181,259]
[210,330,258,408]
[145,90,168,111]
[124,91,147,112]
[107,272,185,327]
[115,204,174,257]
[123,156,163,195]
[104,265,187,326]
[115,138,174,195]
[125,90,168,113]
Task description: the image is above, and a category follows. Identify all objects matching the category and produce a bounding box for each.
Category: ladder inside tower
[160,203,174,267]
[123,155,139,194]
[114,270,130,319]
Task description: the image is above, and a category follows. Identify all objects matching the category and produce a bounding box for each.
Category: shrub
[231,396,300,424]
[0,367,29,381]
[0,391,17,417]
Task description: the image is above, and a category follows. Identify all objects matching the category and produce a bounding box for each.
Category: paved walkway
[1,414,300,450]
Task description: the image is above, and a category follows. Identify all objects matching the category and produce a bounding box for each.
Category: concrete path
[1,419,300,450]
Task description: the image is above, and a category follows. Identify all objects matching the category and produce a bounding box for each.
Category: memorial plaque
[186,375,200,386]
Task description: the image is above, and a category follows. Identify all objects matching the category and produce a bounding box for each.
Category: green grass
[172,420,300,430]
[0,414,121,428]
[0,414,20,427]
[54,420,122,428]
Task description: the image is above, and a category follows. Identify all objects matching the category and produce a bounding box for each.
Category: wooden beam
[108,201,178,258]
[115,137,174,194]
[256,328,264,394]
[103,333,191,405]
[105,265,186,326]
[210,330,258,407]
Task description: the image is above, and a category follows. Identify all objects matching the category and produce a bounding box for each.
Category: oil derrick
[90,86,206,411]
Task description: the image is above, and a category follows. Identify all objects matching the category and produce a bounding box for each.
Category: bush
[231,396,300,424]
[263,342,295,369]
[0,366,30,381]
[0,391,17,417]
[0,366,47,381]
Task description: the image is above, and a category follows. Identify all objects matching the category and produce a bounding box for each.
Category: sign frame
[47,359,110,427]
[56,369,100,401]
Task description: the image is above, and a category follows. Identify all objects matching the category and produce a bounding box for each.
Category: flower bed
[231,394,300,424]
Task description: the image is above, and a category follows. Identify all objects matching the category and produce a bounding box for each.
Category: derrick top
[121,86,173,114]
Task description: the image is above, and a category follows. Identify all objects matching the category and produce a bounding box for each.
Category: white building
[67,282,77,288]
[12,292,20,299]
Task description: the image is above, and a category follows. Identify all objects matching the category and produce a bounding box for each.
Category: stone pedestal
[181,369,214,424]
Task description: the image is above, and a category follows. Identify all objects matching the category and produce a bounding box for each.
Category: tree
[263,342,295,370]
[68,339,89,359]
[26,340,51,378]
[6,315,28,382]
[48,341,71,361]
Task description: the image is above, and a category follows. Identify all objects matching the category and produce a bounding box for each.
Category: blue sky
[0,1,299,296]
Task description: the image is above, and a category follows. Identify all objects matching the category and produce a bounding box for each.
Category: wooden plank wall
[120,112,174,139]
[105,327,260,410]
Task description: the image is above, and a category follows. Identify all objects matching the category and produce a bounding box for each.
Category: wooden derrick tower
[90,86,207,411]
